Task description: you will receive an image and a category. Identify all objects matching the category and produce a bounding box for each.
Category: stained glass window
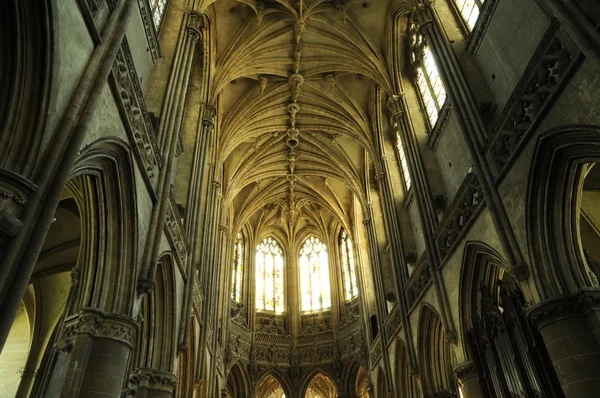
[453,0,485,31]
[411,25,447,128]
[231,232,244,302]
[256,237,285,313]
[395,131,412,191]
[150,0,168,30]
[340,230,358,300]
[299,236,331,312]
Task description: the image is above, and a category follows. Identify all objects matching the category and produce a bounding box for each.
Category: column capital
[62,308,138,349]
[528,289,600,330]
[127,367,178,394]
[454,360,478,382]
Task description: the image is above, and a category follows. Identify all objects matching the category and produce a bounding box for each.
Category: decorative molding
[110,39,162,195]
[427,102,453,150]
[465,0,499,55]
[528,289,600,330]
[62,308,138,348]
[164,190,188,276]
[435,172,484,261]
[454,361,478,382]
[485,19,577,177]
[137,0,161,61]
[126,367,178,394]
[384,303,402,340]
[406,252,432,310]
[0,169,36,221]
[370,336,382,368]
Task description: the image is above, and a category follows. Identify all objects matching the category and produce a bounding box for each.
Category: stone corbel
[454,360,478,383]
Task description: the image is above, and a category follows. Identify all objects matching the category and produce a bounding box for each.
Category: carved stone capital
[454,361,478,382]
[0,168,36,225]
[62,308,138,348]
[186,25,202,41]
[127,367,178,393]
[528,289,600,330]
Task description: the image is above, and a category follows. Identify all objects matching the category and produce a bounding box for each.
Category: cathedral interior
[1,0,600,397]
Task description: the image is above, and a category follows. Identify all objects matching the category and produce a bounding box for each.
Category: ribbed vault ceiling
[206,0,412,241]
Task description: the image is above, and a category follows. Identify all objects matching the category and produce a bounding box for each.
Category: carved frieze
[406,253,432,309]
[137,0,162,60]
[528,289,600,330]
[110,39,162,186]
[125,367,178,394]
[62,308,138,349]
[164,190,188,273]
[435,172,484,260]
[384,304,402,339]
[485,20,576,175]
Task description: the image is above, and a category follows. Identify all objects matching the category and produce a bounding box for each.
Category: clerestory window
[395,131,412,191]
[231,232,244,302]
[452,0,486,31]
[299,236,331,312]
[340,230,358,301]
[150,0,168,30]
[411,24,447,128]
[255,237,285,313]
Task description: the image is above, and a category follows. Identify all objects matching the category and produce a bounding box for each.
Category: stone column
[529,290,600,397]
[58,308,138,398]
[126,368,178,398]
[454,361,483,398]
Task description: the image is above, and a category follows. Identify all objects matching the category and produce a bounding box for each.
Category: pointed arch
[226,362,249,398]
[299,368,338,398]
[417,304,458,397]
[255,236,285,313]
[254,371,291,398]
[527,125,600,299]
[395,338,419,398]
[68,138,139,315]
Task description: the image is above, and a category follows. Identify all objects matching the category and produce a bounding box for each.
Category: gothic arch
[254,371,291,398]
[527,125,600,299]
[375,366,387,398]
[68,137,139,315]
[417,304,458,397]
[0,0,53,177]
[176,321,196,398]
[299,368,338,398]
[395,338,419,398]
[226,362,249,398]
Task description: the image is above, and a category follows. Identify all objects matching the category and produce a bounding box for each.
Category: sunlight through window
[300,236,331,312]
[256,237,285,313]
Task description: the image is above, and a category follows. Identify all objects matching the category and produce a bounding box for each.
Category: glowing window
[256,237,285,313]
[231,232,243,302]
[395,132,412,191]
[299,236,331,312]
[411,25,447,128]
[453,0,485,31]
[150,0,168,30]
[340,230,358,300]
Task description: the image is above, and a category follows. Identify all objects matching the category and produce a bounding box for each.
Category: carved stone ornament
[126,367,178,393]
[454,361,478,382]
[528,289,600,330]
[300,316,331,335]
[62,308,138,349]
[0,168,36,225]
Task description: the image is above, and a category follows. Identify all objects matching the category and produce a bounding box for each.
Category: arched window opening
[411,23,447,128]
[395,131,412,191]
[305,372,338,398]
[452,0,485,31]
[256,237,285,313]
[579,163,600,280]
[150,0,168,30]
[355,366,370,398]
[231,232,244,302]
[340,230,358,300]
[255,374,286,398]
[300,236,331,312]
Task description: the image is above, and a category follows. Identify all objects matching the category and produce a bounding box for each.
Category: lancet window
[299,236,331,312]
[150,0,168,30]
[395,131,412,191]
[231,232,244,302]
[452,0,486,31]
[411,24,447,128]
[256,237,285,313]
[340,230,358,300]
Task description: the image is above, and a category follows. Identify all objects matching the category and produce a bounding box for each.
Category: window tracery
[150,0,168,30]
[411,24,447,128]
[299,236,331,312]
[452,0,485,31]
[231,232,244,302]
[340,230,358,301]
[256,237,285,313]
